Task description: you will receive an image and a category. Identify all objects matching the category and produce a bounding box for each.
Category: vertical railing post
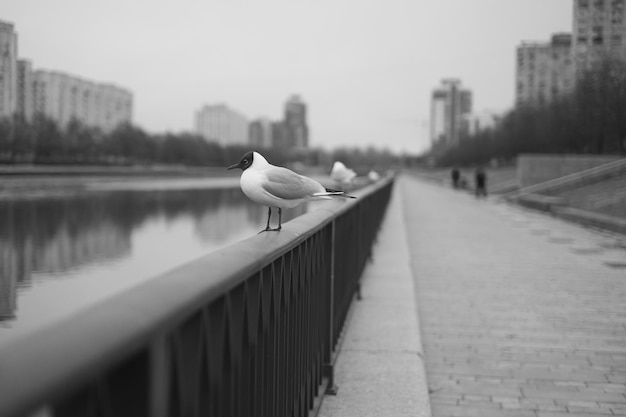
[150,334,169,417]
[323,220,338,395]
[356,202,364,301]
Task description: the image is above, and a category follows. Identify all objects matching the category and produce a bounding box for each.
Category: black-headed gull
[227,151,355,232]
[330,161,357,186]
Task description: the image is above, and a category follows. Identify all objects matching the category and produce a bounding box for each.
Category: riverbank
[0,164,232,177]
[0,175,243,200]
[0,165,244,200]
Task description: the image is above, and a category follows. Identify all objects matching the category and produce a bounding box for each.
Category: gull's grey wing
[263,167,325,199]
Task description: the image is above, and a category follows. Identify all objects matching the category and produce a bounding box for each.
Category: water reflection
[0,181,305,343]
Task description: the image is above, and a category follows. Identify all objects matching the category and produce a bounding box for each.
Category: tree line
[0,115,400,171]
[434,57,626,167]
[0,116,248,167]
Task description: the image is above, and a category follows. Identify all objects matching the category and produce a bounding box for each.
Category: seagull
[330,161,357,186]
[367,170,381,182]
[227,151,356,232]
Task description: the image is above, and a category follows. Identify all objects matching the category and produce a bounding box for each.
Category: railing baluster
[150,335,169,417]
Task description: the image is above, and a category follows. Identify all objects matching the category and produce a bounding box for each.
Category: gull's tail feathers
[312,188,357,199]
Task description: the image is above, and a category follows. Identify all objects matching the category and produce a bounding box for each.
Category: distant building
[249,117,273,148]
[195,104,249,146]
[463,111,501,137]
[573,0,626,75]
[271,120,289,149]
[430,79,472,148]
[1,20,133,130]
[17,59,34,121]
[0,20,18,119]
[281,95,309,149]
[516,33,574,107]
[33,70,133,132]
[514,0,626,107]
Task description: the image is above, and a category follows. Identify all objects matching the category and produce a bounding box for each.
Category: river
[0,175,307,347]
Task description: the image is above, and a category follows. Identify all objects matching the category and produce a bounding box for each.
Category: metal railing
[0,176,394,417]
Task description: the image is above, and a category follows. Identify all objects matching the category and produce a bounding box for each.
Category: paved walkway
[319,174,626,417]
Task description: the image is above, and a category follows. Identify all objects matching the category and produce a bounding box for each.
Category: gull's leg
[259,207,272,233]
[272,207,282,231]
[266,207,272,230]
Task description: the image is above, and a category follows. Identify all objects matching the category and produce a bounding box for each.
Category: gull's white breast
[240,168,305,209]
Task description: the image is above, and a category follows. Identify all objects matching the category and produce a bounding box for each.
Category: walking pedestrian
[474,167,487,198]
[451,168,460,189]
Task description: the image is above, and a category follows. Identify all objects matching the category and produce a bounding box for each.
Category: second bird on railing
[330,161,357,188]
[227,151,356,233]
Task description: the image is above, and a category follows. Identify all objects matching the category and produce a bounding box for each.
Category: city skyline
[4,0,572,154]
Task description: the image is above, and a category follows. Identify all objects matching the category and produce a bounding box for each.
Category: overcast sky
[4,0,572,154]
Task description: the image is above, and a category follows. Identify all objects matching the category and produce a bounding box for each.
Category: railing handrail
[503,157,626,200]
[0,175,394,417]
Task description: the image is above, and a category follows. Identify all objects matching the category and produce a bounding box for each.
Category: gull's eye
[243,159,248,164]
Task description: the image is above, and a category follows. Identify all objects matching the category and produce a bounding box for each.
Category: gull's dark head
[227,151,254,171]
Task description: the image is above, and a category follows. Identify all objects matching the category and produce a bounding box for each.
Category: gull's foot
[259,227,281,233]
[258,227,281,234]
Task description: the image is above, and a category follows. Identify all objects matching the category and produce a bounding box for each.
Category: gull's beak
[227,162,240,170]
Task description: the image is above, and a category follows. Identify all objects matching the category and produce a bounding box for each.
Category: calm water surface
[0,177,306,347]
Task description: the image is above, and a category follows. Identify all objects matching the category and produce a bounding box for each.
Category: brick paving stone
[587,382,626,393]
[567,406,612,414]
[608,374,626,383]
[457,399,500,409]
[565,400,601,408]
[548,391,626,402]
[432,404,537,417]
[430,394,461,406]
[400,175,626,417]
[521,403,568,413]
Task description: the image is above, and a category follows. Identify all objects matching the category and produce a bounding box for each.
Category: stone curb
[316,179,431,417]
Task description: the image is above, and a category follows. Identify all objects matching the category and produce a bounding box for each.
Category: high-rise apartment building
[516,33,574,107]
[0,20,18,119]
[1,20,132,130]
[195,104,249,146]
[282,95,308,149]
[573,0,626,74]
[17,59,34,121]
[33,70,132,132]
[430,79,472,147]
[249,117,273,148]
[514,0,626,108]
